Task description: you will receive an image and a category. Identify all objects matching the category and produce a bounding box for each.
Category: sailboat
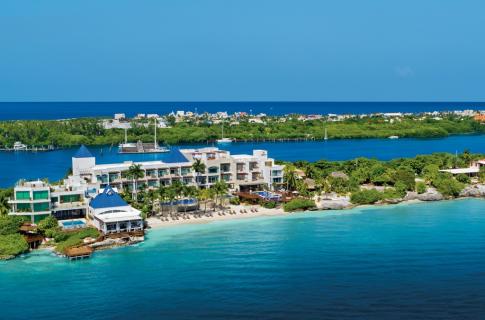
[324,127,328,141]
[118,119,169,153]
[216,124,233,144]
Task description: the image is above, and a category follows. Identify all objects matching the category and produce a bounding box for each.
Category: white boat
[388,135,399,139]
[13,141,27,151]
[118,120,170,153]
[216,125,233,144]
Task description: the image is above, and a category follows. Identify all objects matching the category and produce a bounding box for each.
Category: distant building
[114,113,126,120]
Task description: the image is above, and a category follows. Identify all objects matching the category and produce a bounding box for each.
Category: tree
[192,159,206,186]
[284,165,298,191]
[126,164,145,201]
[0,215,24,236]
[37,216,58,234]
[0,189,12,216]
[213,180,229,208]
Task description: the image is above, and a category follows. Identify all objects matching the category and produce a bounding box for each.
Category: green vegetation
[416,182,427,194]
[0,215,28,259]
[262,201,277,209]
[0,215,24,236]
[0,234,29,259]
[0,115,484,147]
[283,199,316,212]
[350,189,383,205]
[55,228,100,254]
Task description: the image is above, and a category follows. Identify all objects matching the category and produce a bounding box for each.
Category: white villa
[88,186,143,234]
[440,159,485,177]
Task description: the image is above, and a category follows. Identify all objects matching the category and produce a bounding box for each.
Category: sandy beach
[146,205,285,229]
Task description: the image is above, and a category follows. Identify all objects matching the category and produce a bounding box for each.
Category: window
[33,202,49,212]
[60,194,81,203]
[208,176,219,183]
[16,203,31,212]
[33,190,49,200]
[16,191,30,200]
[208,166,219,174]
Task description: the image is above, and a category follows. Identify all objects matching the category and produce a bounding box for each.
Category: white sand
[146,205,285,229]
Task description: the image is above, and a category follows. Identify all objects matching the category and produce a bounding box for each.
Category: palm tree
[126,164,145,201]
[199,188,211,213]
[213,180,229,209]
[192,159,206,187]
[284,165,298,191]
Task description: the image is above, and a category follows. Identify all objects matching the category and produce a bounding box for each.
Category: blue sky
[1,0,484,101]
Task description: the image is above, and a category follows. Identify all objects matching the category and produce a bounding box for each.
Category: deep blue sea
[0,134,484,188]
[1,101,485,120]
[2,199,485,319]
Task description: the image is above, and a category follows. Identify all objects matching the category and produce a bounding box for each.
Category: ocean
[2,199,485,319]
[1,101,485,120]
[0,134,484,188]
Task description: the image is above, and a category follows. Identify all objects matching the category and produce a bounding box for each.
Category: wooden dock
[65,246,94,260]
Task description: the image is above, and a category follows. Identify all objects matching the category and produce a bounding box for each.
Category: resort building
[70,146,284,193]
[439,159,485,177]
[8,180,88,223]
[88,186,143,234]
[181,148,284,192]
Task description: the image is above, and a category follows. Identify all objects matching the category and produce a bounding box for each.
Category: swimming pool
[162,199,198,206]
[254,191,282,200]
[60,219,86,230]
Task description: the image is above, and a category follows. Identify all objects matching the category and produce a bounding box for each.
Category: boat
[324,127,328,141]
[118,119,170,154]
[13,141,27,151]
[388,135,399,139]
[216,124,233,144]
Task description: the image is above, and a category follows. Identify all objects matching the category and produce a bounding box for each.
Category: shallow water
[2,199,485,319]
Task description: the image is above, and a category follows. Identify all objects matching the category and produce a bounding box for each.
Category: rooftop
[74,145,94,159]
[90,186,128,209]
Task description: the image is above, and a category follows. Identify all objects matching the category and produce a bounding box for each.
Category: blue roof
[164,149,189,163]
[90,186,128,209]
[74,145,94,158]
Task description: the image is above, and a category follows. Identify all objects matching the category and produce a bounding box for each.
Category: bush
[455,173,471,184]
[415,182,427,194]
[37,216,58,234]
[55,227,100,254]
[0,234,29,258]
[229,197,240,205]
[0,215,24,236]
[432,177,464,197]
[262,201,277,209]
[283,199,316,212]
[350,189,382,205]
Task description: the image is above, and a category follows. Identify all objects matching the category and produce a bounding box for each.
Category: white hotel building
[72,146,284,193]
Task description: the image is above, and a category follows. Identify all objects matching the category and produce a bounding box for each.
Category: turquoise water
[1,134,484,187]
[2,199,485,319]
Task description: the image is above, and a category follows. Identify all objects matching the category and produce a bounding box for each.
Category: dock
[65,246,94,260]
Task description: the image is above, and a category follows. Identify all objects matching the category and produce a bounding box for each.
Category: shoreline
[145,196,485,231]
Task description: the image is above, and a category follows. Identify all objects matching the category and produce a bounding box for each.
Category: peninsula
[1,145,484,260]
[0,109,484,149]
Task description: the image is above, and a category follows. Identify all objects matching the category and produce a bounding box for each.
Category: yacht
[13,141,27,151]
[118,119,169,153]
[216,125,233,144]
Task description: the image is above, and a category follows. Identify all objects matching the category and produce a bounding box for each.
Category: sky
[1,0,484,102]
